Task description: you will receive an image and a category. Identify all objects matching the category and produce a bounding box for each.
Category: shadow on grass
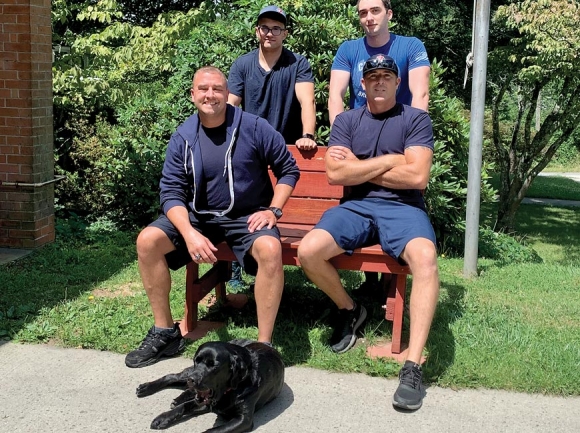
[423,280,466,382]
[0,230,137,341]
[515,204,580,265]
[199,266,324,366]
[488,173,580,201]
[479,202,580,266]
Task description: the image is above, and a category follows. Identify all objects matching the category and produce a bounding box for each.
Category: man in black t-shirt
[228,5,317,150]
[298,55,439,411]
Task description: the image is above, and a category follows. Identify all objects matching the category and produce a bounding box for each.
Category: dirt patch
[91,283,140,298]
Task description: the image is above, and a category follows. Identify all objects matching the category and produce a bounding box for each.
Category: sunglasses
[363,56,399,76]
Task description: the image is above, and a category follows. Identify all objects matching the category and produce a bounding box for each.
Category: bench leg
[181,261,248,340]
[367,272,408,361]
[387,273,407,354]
[182,261,229,335]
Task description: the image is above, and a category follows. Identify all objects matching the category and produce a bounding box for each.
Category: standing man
[329,0,431,290]
[125,66,299,369]
[298,55,439,411]
[228,5,317,150]
[227,5,317,289]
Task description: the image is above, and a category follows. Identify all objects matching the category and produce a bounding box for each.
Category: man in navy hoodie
[125,66,300,368]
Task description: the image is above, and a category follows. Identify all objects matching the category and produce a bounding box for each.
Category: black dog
[136,339,285,432]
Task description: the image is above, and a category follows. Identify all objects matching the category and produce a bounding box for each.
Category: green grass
[1,204,579,396]
[488,173,580,201]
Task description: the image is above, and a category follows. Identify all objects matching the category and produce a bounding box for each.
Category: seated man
[297,54,439,410]
[125,66,299,369]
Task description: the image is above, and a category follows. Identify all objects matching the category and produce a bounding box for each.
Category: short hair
[192,66,228,86]
[356,0,392,11]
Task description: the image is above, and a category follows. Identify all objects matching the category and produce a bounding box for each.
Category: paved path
[1,342,580,433]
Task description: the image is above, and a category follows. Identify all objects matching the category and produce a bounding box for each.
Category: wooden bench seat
[180,145,411,356]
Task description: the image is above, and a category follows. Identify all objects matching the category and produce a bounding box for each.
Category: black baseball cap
[362,54,399,77]
[257,5,287,26]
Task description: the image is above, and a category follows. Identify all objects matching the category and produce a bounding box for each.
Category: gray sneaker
[329,303,367,354]
[393,361,424,410]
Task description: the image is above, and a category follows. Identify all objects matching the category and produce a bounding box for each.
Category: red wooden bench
[179,145,411,358]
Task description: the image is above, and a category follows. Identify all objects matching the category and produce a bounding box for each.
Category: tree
[489,0,580,231]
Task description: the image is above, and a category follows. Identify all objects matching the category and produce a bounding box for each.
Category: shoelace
[137,328,158,350]
[138,328,174,350]
[399,364,422,389]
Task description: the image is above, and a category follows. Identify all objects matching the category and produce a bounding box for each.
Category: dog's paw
[150,415,172,430]
[136,383,154,398]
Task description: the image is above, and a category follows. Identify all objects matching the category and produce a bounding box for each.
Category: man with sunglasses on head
[329,0,431,296]
[298,55,439,411]
[228,5,316,151]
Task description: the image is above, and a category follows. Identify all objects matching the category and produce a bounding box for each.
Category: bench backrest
[270,146,341,227]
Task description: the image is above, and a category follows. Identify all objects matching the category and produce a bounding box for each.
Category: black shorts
[149,212,281,276]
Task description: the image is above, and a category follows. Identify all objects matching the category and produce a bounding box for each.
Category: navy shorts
[314,198,436,261]
[149,212,281,276]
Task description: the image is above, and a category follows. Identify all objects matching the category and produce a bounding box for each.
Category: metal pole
[463,0,491,278]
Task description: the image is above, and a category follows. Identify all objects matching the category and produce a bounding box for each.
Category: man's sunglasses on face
[257,25,286,36]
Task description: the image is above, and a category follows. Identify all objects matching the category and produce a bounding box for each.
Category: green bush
[478,227,542,264]
[55,0,497,255]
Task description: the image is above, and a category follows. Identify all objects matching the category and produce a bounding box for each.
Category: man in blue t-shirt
[298,55,439,411]
[328,0,430,124]
[329,0,431,296]
[228,5,317,150]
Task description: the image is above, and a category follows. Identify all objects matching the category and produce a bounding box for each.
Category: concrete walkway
[1,342,580,433]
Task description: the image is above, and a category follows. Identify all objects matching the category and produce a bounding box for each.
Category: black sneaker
[125,324,185,368]
[393,361,424,410]
[329,303,367,354]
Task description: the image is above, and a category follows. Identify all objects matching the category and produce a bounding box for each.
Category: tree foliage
[52,0,495,252]
[489,0,580,231]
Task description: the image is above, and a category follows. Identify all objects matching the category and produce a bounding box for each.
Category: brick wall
[0,0,55,248]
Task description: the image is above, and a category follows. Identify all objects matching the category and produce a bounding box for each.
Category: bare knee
[403,238,438,276]
[297,229,339,269]
[252,236,283,271]
[137,227,171,260]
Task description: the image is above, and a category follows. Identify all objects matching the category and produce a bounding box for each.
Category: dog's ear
[229,352,249,389]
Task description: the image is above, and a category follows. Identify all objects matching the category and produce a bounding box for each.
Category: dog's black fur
[136,339,285,432]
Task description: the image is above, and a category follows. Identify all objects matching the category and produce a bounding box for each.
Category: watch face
[270,207,283,219]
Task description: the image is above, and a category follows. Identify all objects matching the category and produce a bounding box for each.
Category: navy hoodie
[160,104,300,216]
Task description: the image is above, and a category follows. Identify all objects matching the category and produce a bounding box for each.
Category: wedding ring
[194,254,202,260]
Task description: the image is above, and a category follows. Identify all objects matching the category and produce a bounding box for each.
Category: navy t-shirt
[228,48,314,144]
[197,124,230,212]
[329,104,433,205]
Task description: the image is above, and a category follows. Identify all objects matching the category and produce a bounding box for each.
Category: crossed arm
[325,145,433,190]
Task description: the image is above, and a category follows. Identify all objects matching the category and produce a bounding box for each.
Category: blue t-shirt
[228,47,314,144]
[329,104,433,206]
[332,35,430,108]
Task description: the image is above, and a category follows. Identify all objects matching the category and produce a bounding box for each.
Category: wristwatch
[268,207,283,220]
[301,133,315,140]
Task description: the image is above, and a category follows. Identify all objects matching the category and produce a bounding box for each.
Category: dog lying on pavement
[136,339,285,431]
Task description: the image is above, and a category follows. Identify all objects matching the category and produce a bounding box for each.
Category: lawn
[489,173,580,201]
[1,203,579,396]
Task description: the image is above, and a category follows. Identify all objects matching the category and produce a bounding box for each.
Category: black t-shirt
[330,104,434,205]
[228,48,314,144]
[197,124,230,212]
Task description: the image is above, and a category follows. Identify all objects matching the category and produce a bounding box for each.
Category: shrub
[478,227,542,264]
[55,0,497,255]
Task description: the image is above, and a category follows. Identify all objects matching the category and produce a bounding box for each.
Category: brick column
[0,0,55,248]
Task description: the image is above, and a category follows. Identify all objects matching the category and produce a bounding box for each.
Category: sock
[404,360,421,370]
[154,325,177,335]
